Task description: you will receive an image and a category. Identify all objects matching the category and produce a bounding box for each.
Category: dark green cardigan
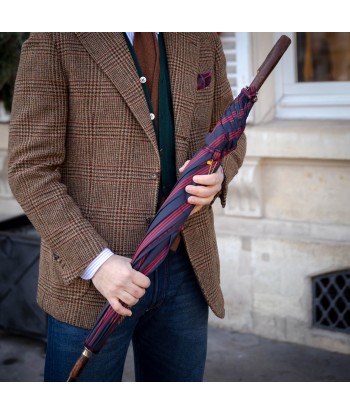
[123,33,177,208]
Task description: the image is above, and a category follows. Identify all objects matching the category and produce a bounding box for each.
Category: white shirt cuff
[80,248,114,280]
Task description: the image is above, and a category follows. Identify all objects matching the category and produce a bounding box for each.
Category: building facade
[211,32,350,354]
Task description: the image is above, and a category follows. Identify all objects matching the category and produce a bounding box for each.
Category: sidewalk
[1,325,350,382]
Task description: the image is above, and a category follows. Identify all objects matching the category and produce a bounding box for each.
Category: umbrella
[67,34,291,381]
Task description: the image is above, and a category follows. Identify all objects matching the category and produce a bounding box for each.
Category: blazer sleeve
[210,34,247,208]
[7,32,108,285]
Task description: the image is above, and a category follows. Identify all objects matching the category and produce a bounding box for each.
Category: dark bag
[0,215,47,340]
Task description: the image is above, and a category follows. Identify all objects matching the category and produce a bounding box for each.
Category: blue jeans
[44,241,209,382]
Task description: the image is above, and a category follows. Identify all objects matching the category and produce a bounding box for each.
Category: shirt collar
[125,32,159,45]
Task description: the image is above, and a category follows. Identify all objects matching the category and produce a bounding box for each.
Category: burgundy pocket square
[197,71,212,90]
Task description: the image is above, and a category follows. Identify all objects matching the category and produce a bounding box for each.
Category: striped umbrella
[67,35,291,381]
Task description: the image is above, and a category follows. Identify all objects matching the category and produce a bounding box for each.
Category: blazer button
[146,216,153,225]
[53,253,60,261]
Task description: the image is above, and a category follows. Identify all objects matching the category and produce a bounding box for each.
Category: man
[8,32,246,381]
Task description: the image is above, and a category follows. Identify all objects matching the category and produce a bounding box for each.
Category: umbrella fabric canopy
[67,35,291,381]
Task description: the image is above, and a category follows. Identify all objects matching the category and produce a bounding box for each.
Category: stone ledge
[214,216,350,245]
[245,119,350,161]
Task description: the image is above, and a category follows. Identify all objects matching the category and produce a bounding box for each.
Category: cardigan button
[150,113,155,121]
[145,216,153,225]
[140,76,147,84]
[150,173,157,180]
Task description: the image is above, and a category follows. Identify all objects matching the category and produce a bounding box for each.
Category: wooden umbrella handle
[249,35,291,92]
[66,347,93,382]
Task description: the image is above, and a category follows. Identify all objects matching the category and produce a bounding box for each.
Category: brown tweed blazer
[8,32,246,329]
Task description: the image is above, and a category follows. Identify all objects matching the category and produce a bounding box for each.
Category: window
[275,32,350,120]
[221,32,253,121]
[297,33,350,83]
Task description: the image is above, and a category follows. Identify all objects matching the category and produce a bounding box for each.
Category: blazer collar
[75,33,200,152]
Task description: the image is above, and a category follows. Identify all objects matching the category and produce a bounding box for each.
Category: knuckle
[116,304,129,316]
[125,272,134,283]
[141,276,151,288]
[136,288,145,298]
[111,299,122,314]
[131,298,139,306]
[131,287,140,298]
[124,267,133,279]
[115,279,124,290]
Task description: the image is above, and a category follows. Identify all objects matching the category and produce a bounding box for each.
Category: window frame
[275,32,350,120]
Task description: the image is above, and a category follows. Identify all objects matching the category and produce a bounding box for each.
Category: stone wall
[0,124,23,221]
[210,119,350,354]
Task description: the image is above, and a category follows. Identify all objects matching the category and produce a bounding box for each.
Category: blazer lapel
[75,32,159,155]
[163,33,199,142]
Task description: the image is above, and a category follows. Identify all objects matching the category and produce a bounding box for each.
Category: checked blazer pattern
[8,32,246,329]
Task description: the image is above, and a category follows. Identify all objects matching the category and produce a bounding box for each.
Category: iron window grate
[312,269,350,334]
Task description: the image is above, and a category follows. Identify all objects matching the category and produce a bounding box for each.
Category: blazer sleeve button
[53,253,60,261]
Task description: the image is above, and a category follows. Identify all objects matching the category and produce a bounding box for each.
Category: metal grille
[312,269,350,334]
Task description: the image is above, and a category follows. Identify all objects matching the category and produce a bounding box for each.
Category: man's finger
[179,160,190,172]
[132,271,151,289]
[109,298,132,317]
[185,184,218,198]
[128,284,146,299]
[192,173,221,186]
[119,291,139,307]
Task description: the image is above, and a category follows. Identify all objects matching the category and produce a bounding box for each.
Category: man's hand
[92,255,151,317]
[179,160,224,215]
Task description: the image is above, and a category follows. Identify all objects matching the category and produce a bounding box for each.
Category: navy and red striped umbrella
[67,35,291,381]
